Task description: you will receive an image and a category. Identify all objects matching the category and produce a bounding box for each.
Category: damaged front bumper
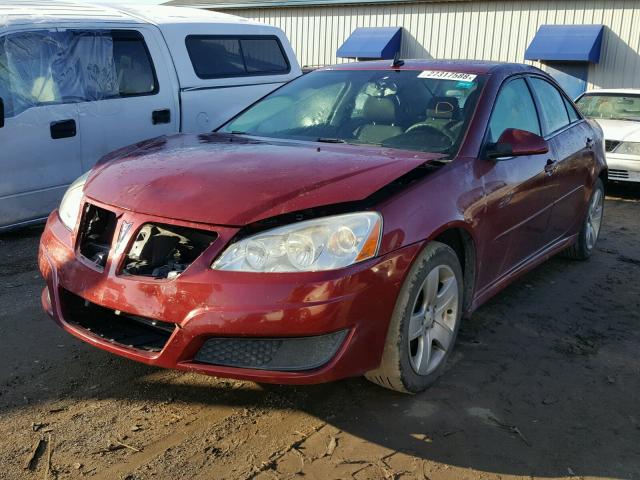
[39,199,420,384]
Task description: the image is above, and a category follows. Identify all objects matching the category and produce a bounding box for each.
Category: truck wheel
[563,178,605,260]
[366,241,463,393]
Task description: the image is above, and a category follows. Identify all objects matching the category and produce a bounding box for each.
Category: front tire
[563,178,605,260]
[365,241,463,393]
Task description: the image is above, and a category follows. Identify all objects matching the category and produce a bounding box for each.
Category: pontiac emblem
[115,221,133,253]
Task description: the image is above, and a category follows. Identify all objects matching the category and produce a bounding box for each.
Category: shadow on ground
[1,192,638,479]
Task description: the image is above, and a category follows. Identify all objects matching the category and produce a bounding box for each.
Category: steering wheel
[404,123,453,147]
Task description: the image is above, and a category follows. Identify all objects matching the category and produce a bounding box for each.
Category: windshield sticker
[455,81,476,89]
[418,71,477,82]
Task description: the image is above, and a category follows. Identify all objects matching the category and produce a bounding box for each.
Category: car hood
[85,133,443,226]
[594,118,640,142]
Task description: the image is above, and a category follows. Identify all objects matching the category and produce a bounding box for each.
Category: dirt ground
[1,185,639,480]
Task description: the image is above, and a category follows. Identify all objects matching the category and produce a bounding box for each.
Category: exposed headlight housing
[212,212,383,273]
[613,141,640,156]
[59,172,89,230]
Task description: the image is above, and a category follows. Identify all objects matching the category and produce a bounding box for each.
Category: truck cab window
[112,32,157,97]
[0,29,157,117]
[186,35,290,79]
[0,31,67,117]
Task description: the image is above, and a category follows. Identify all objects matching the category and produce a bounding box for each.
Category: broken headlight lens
[212,212,382,272]
[58,172,89,230]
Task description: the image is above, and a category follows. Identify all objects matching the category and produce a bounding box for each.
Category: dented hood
[85,133,442,226]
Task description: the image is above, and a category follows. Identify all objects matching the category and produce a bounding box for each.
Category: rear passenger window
[488,78,541,143]
[186,36,290,79]
[563,97,580,123]
[529,77,571,135]
[0,29,156,117]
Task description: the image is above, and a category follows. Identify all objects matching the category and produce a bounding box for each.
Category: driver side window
[488,78,541,143]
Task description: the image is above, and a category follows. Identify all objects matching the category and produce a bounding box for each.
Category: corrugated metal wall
[210,0,640,90]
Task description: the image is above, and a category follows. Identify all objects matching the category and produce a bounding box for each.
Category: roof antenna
[391,51,404,68]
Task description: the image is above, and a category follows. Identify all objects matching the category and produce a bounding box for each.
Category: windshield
[220,69,486,156]
[576,93,640,122]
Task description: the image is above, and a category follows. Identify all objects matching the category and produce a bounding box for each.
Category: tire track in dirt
[2,190,640,480]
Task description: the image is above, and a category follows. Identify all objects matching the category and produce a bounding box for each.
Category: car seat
[355,96,403,144]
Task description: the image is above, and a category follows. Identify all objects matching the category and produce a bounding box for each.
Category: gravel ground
[1,184,639,480]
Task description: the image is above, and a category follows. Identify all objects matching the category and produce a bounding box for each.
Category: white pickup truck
[0,2,301,230]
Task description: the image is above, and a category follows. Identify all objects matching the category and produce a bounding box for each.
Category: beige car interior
[355,95,403,144]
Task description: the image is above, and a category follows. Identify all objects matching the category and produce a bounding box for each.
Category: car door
[528,76,595,241]
[0,29,83,228]
[477,77,555,286]
[75,27,178,172]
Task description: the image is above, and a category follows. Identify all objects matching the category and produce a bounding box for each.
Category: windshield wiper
[230,130,247,135]
[316,137,346,143]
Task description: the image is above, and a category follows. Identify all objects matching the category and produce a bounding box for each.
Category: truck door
[0,30,83,228]
[76,27,179,172]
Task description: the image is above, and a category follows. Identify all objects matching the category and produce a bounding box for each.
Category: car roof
[323,59,543,76]
[0,1,254,28]
[581,88,640,95]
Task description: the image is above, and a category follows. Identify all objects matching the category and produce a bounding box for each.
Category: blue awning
[337,27,402,59]
[525,24,604,63]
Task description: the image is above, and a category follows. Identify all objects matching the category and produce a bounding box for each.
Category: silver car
[576,89,640,183]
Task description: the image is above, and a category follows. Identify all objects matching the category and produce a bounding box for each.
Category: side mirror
[0,98,4,128]
[485,128,549,160]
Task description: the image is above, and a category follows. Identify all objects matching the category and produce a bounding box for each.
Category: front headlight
[613,141,640,156]
[212,212,382,272]
[59,172,89,230]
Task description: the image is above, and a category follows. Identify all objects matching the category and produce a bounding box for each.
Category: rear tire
[563,178,605,260]
[365,241,463,393]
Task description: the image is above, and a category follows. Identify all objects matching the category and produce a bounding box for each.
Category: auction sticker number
[418,71,477,81]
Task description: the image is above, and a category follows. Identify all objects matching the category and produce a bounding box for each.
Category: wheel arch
[598,167,608,191]
[431,224,477,315]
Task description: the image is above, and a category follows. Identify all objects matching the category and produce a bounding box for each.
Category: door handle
[544,159,557,176]
[152,109,171,125]
[586,137,594,149]
[50,119,76,139]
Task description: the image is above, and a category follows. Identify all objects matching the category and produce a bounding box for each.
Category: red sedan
[39,60,606,393]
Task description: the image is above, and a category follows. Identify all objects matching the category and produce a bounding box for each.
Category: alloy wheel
[408,264,459,375]
[586,187,604,250]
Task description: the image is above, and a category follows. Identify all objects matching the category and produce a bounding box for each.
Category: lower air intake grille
[194,330,348,371]
[609,169,630,180]
[60,290,175,352]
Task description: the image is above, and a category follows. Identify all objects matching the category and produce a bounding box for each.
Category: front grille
[60,290,175,352]
[79,204,117,268]
[605,140,621,152]
[194,330,348,371]
[122,223,217,279]
[609,169,630,179]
